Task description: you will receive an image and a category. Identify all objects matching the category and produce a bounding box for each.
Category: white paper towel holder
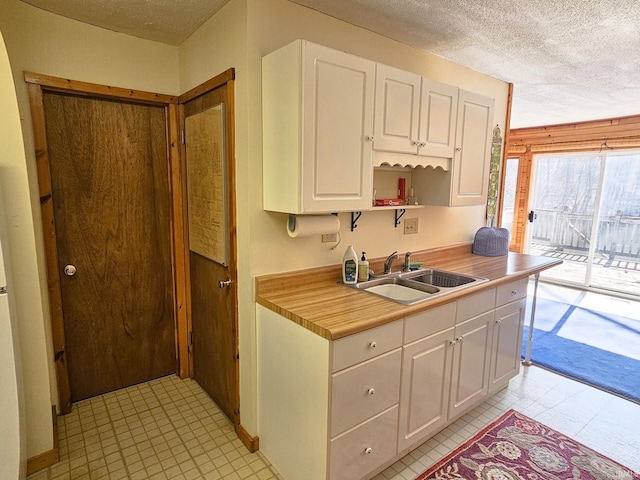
[287,213,340,238]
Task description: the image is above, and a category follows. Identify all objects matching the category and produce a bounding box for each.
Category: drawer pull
[367,388,376,396]
[369,341,377,349]
[364,447,373,455]
[511,290,518,295]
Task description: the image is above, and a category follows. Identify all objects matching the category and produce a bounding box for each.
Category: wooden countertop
[255,243,562,341]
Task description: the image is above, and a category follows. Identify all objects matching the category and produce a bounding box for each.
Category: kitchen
[3,0,638,479]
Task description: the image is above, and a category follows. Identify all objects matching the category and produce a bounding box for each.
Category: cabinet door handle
[364,447,373,455]
[365,135,374,142]
[495,319,502,325]
[369,341,377,349]
[456,336,463,343]
[367,388,376,396]
[411,140,419,146]
[455,147,462,152]
[449,340,456,347]
[511,290,518,296]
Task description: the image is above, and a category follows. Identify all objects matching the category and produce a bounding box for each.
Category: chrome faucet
[403,252,412,271]
[384,251,399,274]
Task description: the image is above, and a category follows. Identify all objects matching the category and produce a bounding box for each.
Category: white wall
[246,0,509,276]
[0,0,180,459]
[244,0,509,437]
[0,0,510,459]
[179,0,509,440]
[0,27,27,479]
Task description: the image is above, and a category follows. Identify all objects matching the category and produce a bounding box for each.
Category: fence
[531,209,640,259]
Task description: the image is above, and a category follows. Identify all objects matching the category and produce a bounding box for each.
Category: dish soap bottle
[342,245,358,284]
[358,252,369,282]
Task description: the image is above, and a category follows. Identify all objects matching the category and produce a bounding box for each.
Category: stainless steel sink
[345,267,487,305]
[399,268,482,288]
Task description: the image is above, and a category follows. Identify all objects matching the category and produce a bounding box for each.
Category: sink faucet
[403,252,412,271]
[384,251,399,274]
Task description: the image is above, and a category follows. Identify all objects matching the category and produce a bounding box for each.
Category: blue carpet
[521,298,640,404]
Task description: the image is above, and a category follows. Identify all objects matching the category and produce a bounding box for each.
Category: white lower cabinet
[397,303,455,452]
[329,406,399,480]
[257,278,530,480]
[489,278,528,393]
[397,280,527,454]
[398,327,454,452]
[448,310,494,418]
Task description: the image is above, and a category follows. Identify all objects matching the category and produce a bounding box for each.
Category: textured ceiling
[19,0,640,128]
[20,0,230,45]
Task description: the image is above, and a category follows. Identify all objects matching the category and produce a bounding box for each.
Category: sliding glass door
[526,152,640,297]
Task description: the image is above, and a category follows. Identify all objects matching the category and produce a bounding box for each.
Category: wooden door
[42,91,175,402]
[181,79,239,426]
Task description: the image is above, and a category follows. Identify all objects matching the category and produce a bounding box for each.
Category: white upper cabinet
[413,89,494,206]
[451,90,495,206]
[373,65,458,163]
[373,64,421,154]
[418,78,458,158]
[262,40,375,214]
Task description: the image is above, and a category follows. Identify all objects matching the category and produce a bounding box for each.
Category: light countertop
[255,243,562,340]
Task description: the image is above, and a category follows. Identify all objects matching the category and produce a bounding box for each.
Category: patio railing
[531,209,640,259]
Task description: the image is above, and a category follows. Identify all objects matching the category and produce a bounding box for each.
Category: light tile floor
[27,375,281,480]
[29,366,640,480]
[372,365,640,479]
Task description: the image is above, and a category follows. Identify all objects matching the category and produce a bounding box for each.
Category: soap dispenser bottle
[358,252,369,282]
[342,245,358,284]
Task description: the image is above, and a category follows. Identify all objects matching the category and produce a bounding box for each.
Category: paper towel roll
[287,214,340,238]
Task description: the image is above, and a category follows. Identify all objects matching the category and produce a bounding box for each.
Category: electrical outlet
[404,217,418,235]
[322,233,337,243]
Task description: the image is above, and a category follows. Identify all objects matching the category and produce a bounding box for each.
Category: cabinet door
[373,63,420,154]
[302,42,375,213]
[449,311,493,419]
[450,90,494,206]
[418,79,458,158]
[489,298,526,393]
[398,327,454,452]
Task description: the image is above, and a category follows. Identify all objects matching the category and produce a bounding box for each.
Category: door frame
[24,72,188,414]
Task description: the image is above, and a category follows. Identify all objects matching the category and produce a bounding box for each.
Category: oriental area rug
[416,409,639,480]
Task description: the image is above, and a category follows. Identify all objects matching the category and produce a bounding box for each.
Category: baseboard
[26,406,59,476]
[236,424,259,453]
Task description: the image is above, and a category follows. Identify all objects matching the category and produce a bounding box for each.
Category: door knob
[63,264,77,276]
[219,279,232,288]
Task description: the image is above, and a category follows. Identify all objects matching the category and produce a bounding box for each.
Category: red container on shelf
[398,178,406,200]
[374,198,403,206]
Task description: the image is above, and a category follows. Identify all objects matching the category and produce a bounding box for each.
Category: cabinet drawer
[404,302,456,344]
[456,288,496,322]
[332,320,403,373]
[496,278,528,307]
[331,349,401,437]
[329,405,399,480]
